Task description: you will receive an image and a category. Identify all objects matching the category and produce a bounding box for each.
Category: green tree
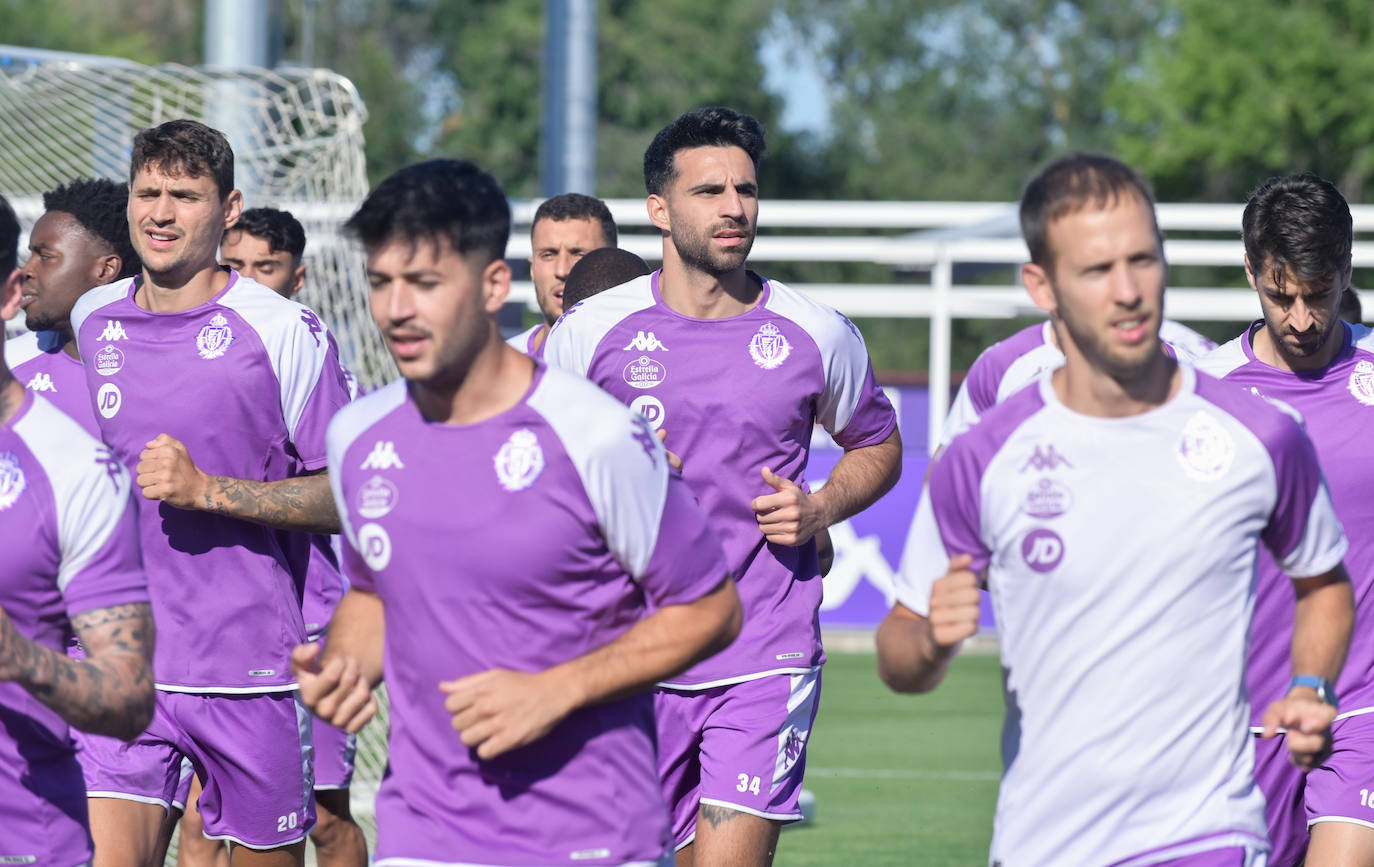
[779,0,1165,200]
[1110,0,1374,202]
[424,0,805,197]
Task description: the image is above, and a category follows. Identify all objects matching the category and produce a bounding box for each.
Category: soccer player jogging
[292,157,741,866]
[1195,173,1374,867]
[507,192,618,357]
[5,178,141,436]
[0,194,157,865]
[544,107,901,867]
[166,206,362,867]
[69,120,353,867]
[877,154,1354,866]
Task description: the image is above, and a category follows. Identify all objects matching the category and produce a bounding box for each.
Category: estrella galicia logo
[1022,478,1072,519]
[1021,528,1064,573]
[94,344,125,376]
[622,355,666,389]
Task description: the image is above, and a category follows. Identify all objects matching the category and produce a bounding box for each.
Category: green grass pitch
[777,650,1003,866]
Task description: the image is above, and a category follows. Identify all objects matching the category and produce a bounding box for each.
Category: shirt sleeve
[277,306,353,471]
[893,443,991,616]
[582,412,728,608]
[816,313,898,449]
[1262,419,1348,579]
[57,445,148,618]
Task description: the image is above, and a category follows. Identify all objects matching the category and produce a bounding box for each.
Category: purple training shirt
[0,390,147,865]
[544,271,897,686]
[70,270,351,692]
[327,364,728,865]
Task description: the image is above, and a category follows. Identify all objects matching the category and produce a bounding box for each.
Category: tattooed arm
[0,603,156,740]
[134,432,340,534]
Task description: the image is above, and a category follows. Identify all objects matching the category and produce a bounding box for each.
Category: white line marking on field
[808,767,1000,782]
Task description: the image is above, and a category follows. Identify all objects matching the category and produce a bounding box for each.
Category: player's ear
[222,188,244,230]
[1243,255,1259,292]
[1021,262,1056,315]
[290,264,306,298]
[480,258,511,313]
[93,254,120,285]
[646,194,670,236]
[0,267,21,321]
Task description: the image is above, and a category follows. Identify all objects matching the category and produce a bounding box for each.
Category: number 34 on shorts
[736,774,762,795]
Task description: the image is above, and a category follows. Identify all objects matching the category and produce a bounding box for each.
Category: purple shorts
[0,748,92,865]
[78,690,315,849]
[656,669,821,849]
[1306,713,1374,832]
[1252,732,1306,867]
[312,714,356,790]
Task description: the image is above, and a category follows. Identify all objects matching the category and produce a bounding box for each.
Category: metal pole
[564,0,597,194]
[540,0,569,196]
[927,250,953,455]
[204,0,276,199]
[541,0,598,195]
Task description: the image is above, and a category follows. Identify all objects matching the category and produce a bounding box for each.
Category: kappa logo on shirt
[1019,444,1072,472]
[24,372,56,393]
[0,451,27,511]
[98,319,129,341]
[360,441,405,471]
[300,309,324,347]
[623,330,669,352]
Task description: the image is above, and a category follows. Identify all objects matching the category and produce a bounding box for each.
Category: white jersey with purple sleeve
[70,271,352,692]
[545,271,897,686]
[0,390,146,863]
[505,322,546,359]
[5,330,100,437]
[1198,321,1374,722]
[944,320,1218,447]
[327,365,728,866]
[895,365,1345,866]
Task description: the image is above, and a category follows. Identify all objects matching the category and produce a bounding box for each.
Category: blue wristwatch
[1290,675,1338,708]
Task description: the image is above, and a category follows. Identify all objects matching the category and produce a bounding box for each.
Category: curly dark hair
[233,207,306,262]
[643,107,766,196]
[130,119,234,199]
[0,194,17,276]
[1243,173,1352,292]
[345,159,509,265]
[42,178,141,279]
[531,193,616,247]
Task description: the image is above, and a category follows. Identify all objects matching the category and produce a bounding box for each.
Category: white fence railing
[510,199,1374,451]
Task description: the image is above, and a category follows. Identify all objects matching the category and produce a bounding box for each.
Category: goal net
[0,45,392,854]
[0,45,396,390]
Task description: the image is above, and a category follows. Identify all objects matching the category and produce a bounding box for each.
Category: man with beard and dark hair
[1196,172,1374,867]
[880,153,1354,867]
[545,107,901,867]
[6,178,140,435]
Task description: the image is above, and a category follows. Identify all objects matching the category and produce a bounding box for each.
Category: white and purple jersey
[70,271,352,693]
[5,330,99,436]
[506,322,547,359]
[545,271,897,686]
[328,365,728,865]
[945,320,1218,447]
[1198,321,1374,721]
[0,389,147,863]
[897,364,1346,866]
